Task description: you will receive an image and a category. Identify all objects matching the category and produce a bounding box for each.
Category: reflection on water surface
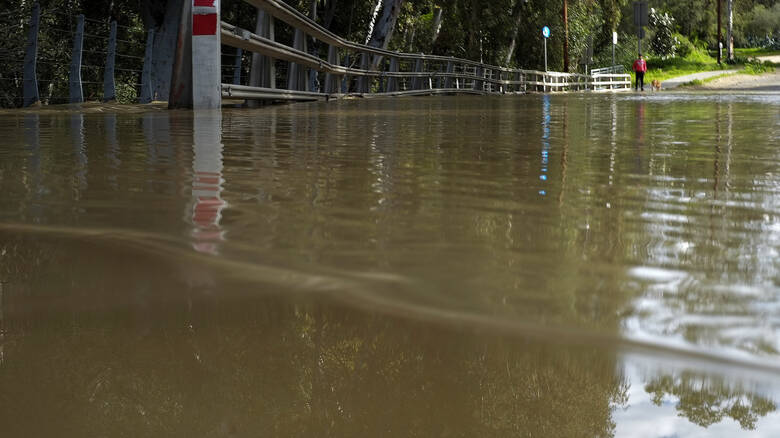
[0,94,779,437]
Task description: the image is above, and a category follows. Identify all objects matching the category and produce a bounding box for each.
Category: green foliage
[641,48,724,83]
[743,59,776,74]
[743,3,780,47]
[674,33,695,59]
[115,82,137,104]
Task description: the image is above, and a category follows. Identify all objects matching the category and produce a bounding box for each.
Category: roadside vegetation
[734,48,780,58]
[2,0,779,107]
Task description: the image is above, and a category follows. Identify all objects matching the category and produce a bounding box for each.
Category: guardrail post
[248,9,275,108]
[69,14,84,104]
[140,29,154,103]
[443,61,453,89]
[341,53,350,93]
[324,45,340,94]
[357,52,370,93]
[103,21,117,102]
[23,3,40,107]
[386,57,399,92]
[192,0,222,109]
[412,58,423,90]
[473,66,484,92]
[232,48,242,85]
[287,29,307,91]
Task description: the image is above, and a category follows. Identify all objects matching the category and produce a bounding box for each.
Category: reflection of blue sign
[542,26,551,38]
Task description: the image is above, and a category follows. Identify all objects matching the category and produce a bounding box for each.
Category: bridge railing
[590,65,625,75]
[207,0,630,107]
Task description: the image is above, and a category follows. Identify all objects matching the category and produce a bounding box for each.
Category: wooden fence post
[23,3,40,107]
[169,0,192,108]
[140,28,154,103]
[69,14,84,103]
[103,21,117,102]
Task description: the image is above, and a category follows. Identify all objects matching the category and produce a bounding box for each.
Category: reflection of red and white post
[191,112,226,254]
[192,0,221,109]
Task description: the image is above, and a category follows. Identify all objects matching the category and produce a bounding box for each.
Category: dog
[651,79,662,91]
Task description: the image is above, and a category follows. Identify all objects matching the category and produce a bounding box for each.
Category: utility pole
[727,0,734,61]
[563,0,569,72]
[717,0,722,64]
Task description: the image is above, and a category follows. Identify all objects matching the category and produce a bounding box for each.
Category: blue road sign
[542,26,551,38]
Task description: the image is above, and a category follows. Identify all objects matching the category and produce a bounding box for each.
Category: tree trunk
[563,0,569,72]
[504,0,524,66]
[323,0,339,29]
[367,0,405,69]
[467,0,480,60]
[365,0,383,44]
[431,7,443,45]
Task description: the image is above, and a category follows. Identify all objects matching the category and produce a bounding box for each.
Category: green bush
[115,82,138,104]
[727,55,751,66]
[744,60,776,75]
[674,33,696,59]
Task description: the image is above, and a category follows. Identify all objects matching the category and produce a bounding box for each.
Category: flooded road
[1,94,779,437]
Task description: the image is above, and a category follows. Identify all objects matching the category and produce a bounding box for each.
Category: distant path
[697,70,780,91]
[757,55,780,64]
[662,70,739,89]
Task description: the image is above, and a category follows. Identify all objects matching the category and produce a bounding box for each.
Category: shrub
[674,33,696,59]
[115,82,138,104]
[649,8,678,58]
[744,60,776,75]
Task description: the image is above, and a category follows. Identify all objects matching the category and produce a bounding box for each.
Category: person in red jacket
[633,54,648,91]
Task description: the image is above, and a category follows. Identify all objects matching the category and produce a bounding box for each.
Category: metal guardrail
[591,65,625,75]
[220,0,631,102]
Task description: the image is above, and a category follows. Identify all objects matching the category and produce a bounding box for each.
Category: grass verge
[678,72,738,88]
[734,48,780,58]
[629,48,727,83]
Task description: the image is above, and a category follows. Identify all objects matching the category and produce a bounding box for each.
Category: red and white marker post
[192,0,221,109]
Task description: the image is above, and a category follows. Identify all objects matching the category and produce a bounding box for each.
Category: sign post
[192,0,221,109]
[633,1,648,55]
[542,26,550,71]
[612,31,618,67]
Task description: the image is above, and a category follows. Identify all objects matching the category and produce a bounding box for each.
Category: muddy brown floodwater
[1,94,779,437]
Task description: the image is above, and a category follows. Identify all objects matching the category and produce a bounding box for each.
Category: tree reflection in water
[645,373,776,430]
